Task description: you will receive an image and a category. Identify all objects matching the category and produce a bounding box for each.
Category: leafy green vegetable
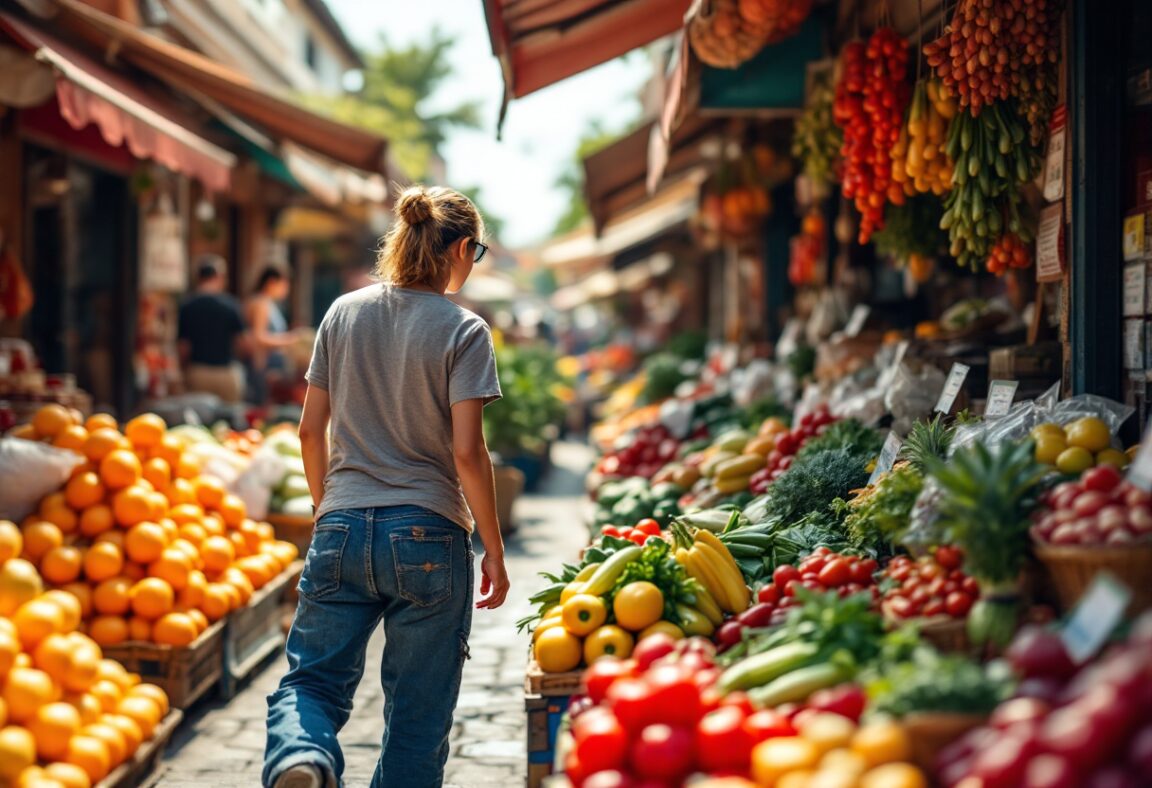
[787,345,817,381]
[867,648,1015,718]
[837,464,925,554]
[768,448,873,526]
[796,419,884,464]
[642,354,691,403]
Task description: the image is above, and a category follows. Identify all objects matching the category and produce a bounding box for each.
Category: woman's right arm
[298,385,331,509]
[249,299,298,349]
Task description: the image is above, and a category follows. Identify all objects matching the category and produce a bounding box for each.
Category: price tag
[1124,213,1147,262]
[1123,320,1145,370]
[868,431,903,486]
[1060,573,1132,664]
[1123,264,1146,317]
[985,380,1019,417]
[844,305,871,337]
[1036,204,1065,283]
[934,363,970,414]
[1128,418,1152,491]
[876,340,911,393]
[1042,106,1066,202]
[659,399,696,440]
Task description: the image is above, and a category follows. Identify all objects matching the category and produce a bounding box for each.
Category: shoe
[274,764,324,788]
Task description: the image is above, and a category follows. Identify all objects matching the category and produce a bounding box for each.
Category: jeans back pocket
[391,529,453,607]
[298,522,350,600]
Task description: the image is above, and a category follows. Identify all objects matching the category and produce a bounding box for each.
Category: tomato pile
[880,548,979,621]
[939,615,1152,787]
[600,519,663,547]
[985,232,1032,276]
[749,406,837,495]
[1032,465,1152,547]
[833,28,911,244]
[597,424,683,479]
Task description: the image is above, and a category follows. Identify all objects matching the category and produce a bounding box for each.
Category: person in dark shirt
[178,255,248,402]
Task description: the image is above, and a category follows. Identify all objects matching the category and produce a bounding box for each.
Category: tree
[551,122,633,237]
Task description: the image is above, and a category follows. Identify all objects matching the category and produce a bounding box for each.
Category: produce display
[1031,465,1152,546]
[1029,417,1130,474]
[891,79,957,198]
[791,68,841,197]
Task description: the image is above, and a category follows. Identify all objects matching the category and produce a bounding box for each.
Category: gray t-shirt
[306,285,501,531]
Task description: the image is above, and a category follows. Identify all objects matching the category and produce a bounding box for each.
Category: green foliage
[837,464,925,554]
[868,648,1014,718]
[796,419,884,464]
[786,345,817,380]
[483,344,570,459]
[769,448,873,527]
[642,354,690,404]
[552,121,636,236]
[873,194,950,262]
[900,414,956,473]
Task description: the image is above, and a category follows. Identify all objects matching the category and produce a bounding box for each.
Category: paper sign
[1124,320,1144,370]
[934,363,970,414]
[1125,213,1147,262]
[1042,106,1067,202]
[844,305,871,337]
[1036,204,1065,283]
[1061,574,1132,664]
[868,431,903,486]
[1128,418,1152,491]
[1124,264,1146,317]
[876,340,911,394]
[985,380,1019,417]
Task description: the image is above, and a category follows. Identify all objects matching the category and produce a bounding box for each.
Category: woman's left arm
[298,385,331,509]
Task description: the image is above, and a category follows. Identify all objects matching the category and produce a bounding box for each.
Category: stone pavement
[159,442,593,787]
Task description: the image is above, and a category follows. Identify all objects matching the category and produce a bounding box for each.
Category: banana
[694,541,751,613]
[682,548,733,612]
[695,530,745,581]
[691,583,725,627]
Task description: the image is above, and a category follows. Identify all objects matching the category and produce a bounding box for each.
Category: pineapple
[900,414,955,472]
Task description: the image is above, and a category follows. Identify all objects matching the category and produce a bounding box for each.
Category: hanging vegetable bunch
[891,79,957,197]
[688,0,813,69]
[791,68,842,199]
[699,156,774,241]
[872,195,950,284]
[789,212,827,287]
[832,28,912,244]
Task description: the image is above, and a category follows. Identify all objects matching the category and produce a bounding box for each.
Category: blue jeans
[263,506,474,788]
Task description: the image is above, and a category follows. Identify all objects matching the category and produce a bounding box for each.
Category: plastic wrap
[231,446,286,521]
[0,438,83,520]
[950,394,1135,455]
[886,364,947,435]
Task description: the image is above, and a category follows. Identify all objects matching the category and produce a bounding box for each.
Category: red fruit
[584,658,635,705]
[633,635,678,672]
[1082,465,1123,493]
[1006,626,1077,681]
[635,519,661,536]
[817,557,851,588]
[696,706,755,772]
[991,697,1052,731]
[1023,754,1080,788]
[935,545,964,569]
[736,602,775,629]
[572,708,629,774]
[757,583,780,605]
[807,683,867,722]
[773,565,800,588]
[645,665,703,728]
[849,558,877,584]
[629,724,695,782]
[606,678,655,732]
[582,771,636,788]
[945,591,975,618]
[715,621,744,650]
[742,709,795,742]
[1073,491,1110,518]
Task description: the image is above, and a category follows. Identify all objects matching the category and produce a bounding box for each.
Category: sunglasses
[472,240,489,263]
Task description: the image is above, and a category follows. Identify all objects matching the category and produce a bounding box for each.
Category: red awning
[1,12,234,192]
[485,0,691,124]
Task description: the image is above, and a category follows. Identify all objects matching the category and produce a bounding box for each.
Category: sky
[326,0,651,249]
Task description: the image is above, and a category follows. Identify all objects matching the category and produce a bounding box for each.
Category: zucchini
[748,662,851,708]
[578,546,642,597]
[717,642,819,693]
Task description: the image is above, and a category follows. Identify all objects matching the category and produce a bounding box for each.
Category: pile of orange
[0,550,170,786]
[6,407,300,648]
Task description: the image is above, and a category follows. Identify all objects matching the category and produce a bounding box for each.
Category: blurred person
[178,255,247,402]
[263,185,509,788]
[245,266,301,405]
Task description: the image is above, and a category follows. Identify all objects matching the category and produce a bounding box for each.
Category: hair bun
[397,188,434,225]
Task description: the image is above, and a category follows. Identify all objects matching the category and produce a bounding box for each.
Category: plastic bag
[0,438,83,520]
[951,393,1135,455]
[886,363,946,435]
[230,446,286,521]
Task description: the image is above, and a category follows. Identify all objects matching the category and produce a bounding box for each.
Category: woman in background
[245,266,299,405]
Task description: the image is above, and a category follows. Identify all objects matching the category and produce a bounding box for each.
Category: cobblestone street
[159,443,592,787]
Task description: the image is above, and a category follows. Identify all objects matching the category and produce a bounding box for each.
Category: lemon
[1056,447,1094,475]
[1096,449,1130,469]
[1034,434,1067,465]
[1064,417,1111,453]
[1030,423,1066,442]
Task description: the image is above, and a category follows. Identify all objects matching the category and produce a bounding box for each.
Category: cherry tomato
[889,565,912,582]
[572,708,629,773]
[783,579,802,598]
[818,557,852,588]
[962,577,980,596]
[720,691,757,717]
[628,531,648,546]
[696,706,755,772]
[776,433,798,456]
[935,545,964,569]
[605,678,654,732]
[807,683,867,722]
[888,597,915,619]
[918,561,944,581]
[635,519,662,536]
[757,583,780,605]
[946,591,975,617]
[585,658,636,705]
[1082,465,1123,493]
[773,565,800,588]
[630,724,695,782]
[923,599,946,617]
[800,555,827,573]
[849,558,877,584]
[715,621,744,649]
[742,709,796,742]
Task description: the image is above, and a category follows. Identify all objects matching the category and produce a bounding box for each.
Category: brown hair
[375,185,485,288]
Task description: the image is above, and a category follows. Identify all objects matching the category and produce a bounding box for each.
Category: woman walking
[263,186,510,788]
[244,266,298,406]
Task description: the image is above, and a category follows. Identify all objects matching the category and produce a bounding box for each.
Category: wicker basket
[917,616,971,654]
[1033,542,1152,615]
[902,712,987,773]
[687,0,770,69]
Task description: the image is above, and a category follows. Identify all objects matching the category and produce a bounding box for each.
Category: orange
[7,423,38,440]
[38,508,78,536]
[129,578,173,620]
[87,682,122,714]
[148,549,192,591]
[93,530,123,549]
[158,518,178,543]
[68,460,98,481]
[64,473,105,511]
[3,667,56,723]
[151,612,198,647]
[222,568,255,604]
[266,541,299,568]
[200,584,233,621]
[0,725,36,780]
[0,558,44,616]
[178,570,207,609]
[83,543,123,583]
[124,414,166,450]
[167,503,204,526]
[199,535,235,574]
[126,617,152,642]
[62,735,111,783]
[52,425,89,455]
[115,695,159,739]
[126,684,167,719]
[82,721,127,767]
[62,645,100,696]
[31,633,73,684]
[101,714,142,756]
[141,458,171,491]
[193,476,226,510]
[185,608,208,634]
[235,556,274,589]
[123,523,167,565]
[78,505,114,539]
[32,405,74,439]
[12,598,66,650]
[84,414,118,433]
[169,539,201,568]
[98,450,142,490]
[238,520,264,553]
[42,591,82,632]
[177,522,206,547]
[43,762,92,788]
[41,546,83,585]
[217,495,246,528]
[63,692,102,727]
[202,514,226,537]
[174,453,201,480]
[27,702,82,760]
[0,520,23,563]
[147,492,168,522]
[82,428,124,464]
[13,652,31,669]
[228,531,249,558]
[22,521,64,563]
[57,584,92,620]
[151,435,184,469]
[110,487,151,528]
[0,627,19,678]
[87,617,128,647]
[255,522,276,543]
[133,477,154,493]
[91,578,132,617]
[163,479,196,508]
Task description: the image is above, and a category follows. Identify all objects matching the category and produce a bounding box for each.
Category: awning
[484,0,691,129]
[1,12,234,192]
[49,0,390,174]
[550,253,675,310]
[274,206,356,241]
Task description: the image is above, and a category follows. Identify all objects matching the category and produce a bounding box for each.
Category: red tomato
[572,708,629,773]
[888,597,915,619]
[849,558,877,584]
[629,724,695,782]
[800,555,827,574]
[635,519,662,536]
[697,685,723,715]
[645,665,703,727]
[742,709,796,742]
[606,678,655,732]
[935,545,964,569]
[565,750,591,786]
[585,658,635,705]
[628,531,648,546]
[602,525,622,538]
[962,576,980,595]
[581,771,636,788]
[923,599,946,617]
[776,433,799,456]
[773,564,801,588]
[715,621,744,649]
[633,634,678,671]
[918,561,944,581]
[817,558,851,588]
[720,692,756,717]
[696,706,755,772]
[757,583,781,605]
[946,591,975,617]
[889,564,912,583]
[1082,465,1123,493]
[807,683,867,723]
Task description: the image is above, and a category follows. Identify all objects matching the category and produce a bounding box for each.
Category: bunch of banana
[671,524,751,614]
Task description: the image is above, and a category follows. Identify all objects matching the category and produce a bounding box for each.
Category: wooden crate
[103,623,225,710]
[524,659,583,697]
[96,709,183,788]
[220,560,304,699]
[267,513,314,556]
[527,694,570,788]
